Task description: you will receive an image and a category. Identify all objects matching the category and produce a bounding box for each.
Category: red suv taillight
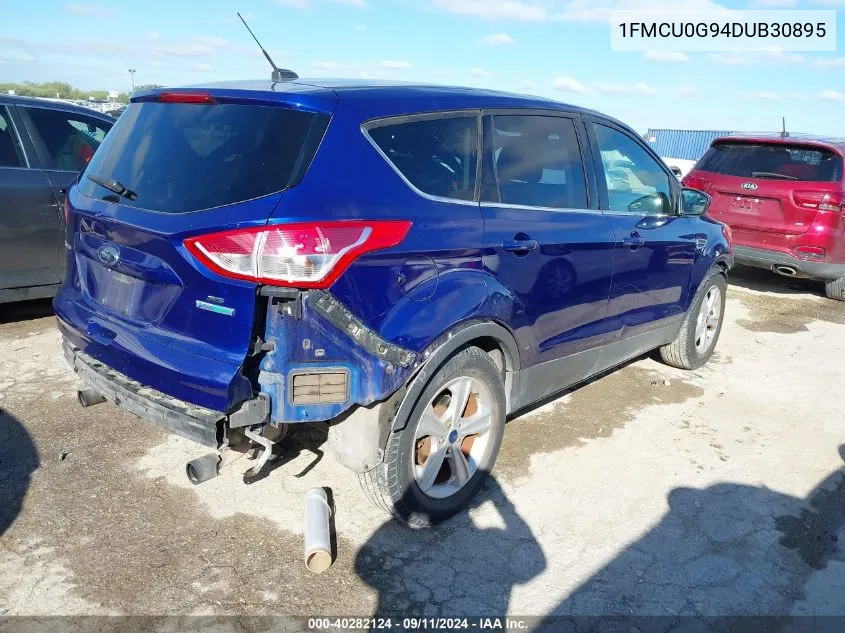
[793,191,845,213]
[683,176,711,192]
[720,222,733,250]
[184,220,412,289]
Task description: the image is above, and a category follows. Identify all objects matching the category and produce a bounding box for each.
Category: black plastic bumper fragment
[307,291,416,368]
[64,343,226,447]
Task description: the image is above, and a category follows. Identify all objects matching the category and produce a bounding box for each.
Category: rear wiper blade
[751,171,798,181]
[86,174,138,201]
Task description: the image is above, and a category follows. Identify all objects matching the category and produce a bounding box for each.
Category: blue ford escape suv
[55,79,732,527]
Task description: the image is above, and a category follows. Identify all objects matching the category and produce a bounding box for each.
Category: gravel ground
[0,267,843,625]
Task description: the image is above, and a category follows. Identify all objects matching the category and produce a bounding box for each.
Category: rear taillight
[184,220,412,289]
[157,91,216,104]
[793,191,845,213]
[683,176,711,192]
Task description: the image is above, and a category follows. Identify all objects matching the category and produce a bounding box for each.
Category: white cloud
[821,90,845,102]
[380,60,412,69]
[470,68,491,77]
[552,76,588,93]
[676,84,699,98]
[643,51,689,62]
[64,3,116,16]
[743,90,781,102]
[275,0,311,7]
[430,0,547,21]
[331,0,368,6]
[710,52,754,66]
[481,33,514,46]
[594,81,656,95]
[553,0,732,22]
[815,57,845,68]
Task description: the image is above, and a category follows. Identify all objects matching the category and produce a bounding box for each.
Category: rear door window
[0,108,25,168]
[77,102,329,214]
[697,142,843,182]
[486,114,588,209]
[367,115,478,201]
[23,107,111,172]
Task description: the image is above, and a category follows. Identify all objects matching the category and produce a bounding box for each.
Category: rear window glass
[697,142,842,183]
[77,102,329,213]
[368,116,478,201]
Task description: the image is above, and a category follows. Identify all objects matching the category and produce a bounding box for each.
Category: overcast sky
[3,0,845,134]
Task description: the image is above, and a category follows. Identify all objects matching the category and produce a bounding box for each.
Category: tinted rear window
[697,142,842,183]
[368,116,478,201]
[78,102,329,213]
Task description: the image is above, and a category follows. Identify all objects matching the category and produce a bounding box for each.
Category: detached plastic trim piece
[307,291,416,368]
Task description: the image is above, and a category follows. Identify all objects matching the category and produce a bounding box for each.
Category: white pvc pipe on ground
[304,487,333,573]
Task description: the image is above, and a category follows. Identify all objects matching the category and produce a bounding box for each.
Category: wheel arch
[391,320,520,435]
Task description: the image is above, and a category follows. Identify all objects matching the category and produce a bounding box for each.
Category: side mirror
[670,166,683,179]
[627,193,668,215]
[680,187,711,216]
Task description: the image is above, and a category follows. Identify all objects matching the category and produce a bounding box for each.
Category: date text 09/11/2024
[307,617,528,630]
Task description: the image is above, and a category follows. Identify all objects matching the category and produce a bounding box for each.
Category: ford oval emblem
[741,182,758,190]
[97,244,120,267]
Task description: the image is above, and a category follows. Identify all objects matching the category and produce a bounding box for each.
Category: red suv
[684,136,845,300]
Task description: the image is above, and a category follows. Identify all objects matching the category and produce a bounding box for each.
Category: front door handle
[622,232,646,249]
[502,239,539,254]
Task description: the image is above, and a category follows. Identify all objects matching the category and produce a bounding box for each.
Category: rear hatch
[55,86,335,412]
[687,139,843,236]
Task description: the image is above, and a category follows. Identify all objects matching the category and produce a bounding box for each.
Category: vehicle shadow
[0,298,55,324]
[533,446,845,631]
[0,409,40,536]
[354,474,546,619]
[728,265,827,299]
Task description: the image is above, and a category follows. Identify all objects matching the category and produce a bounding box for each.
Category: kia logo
[741,182,758,190]
[97,244,120,267]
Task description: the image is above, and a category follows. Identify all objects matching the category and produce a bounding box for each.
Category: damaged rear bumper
[64,342,269,447]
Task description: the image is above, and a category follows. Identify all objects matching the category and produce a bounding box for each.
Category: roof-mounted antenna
[781,117,789,139]
[237,11,298,82]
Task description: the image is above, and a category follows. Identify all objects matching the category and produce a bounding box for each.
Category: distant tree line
[0,81,166,103]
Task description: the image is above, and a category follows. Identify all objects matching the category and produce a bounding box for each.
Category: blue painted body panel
[54,79,730,428]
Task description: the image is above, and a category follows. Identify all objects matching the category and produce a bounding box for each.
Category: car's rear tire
[358,347,506,529]
[825,275,845,301]
[659,271,727,370]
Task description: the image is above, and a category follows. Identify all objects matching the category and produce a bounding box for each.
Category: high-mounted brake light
[184,220,412,289]
[157,91,216,104]
[793,190,845,214]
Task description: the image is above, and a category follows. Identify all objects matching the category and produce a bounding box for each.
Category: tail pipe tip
[77,388,107,408]
[186,453,222,485]
[304,487,334,573]
[774,265,798,277]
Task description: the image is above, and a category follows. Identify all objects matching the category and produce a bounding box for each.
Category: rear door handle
[502,239,539,253]
[622,233,646,249]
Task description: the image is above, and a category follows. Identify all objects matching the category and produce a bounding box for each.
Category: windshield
[77,101,329,213]
[696,142,842,183]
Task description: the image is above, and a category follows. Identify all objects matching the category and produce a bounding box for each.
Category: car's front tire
[359,347,506,528]
[825,275,845,301]
[659,270,727,370]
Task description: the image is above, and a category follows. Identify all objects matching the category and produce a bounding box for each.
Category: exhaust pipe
[774,265,798,278]
[77,388,106,408]
[186,453,221,485]
[304,487,334,573]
